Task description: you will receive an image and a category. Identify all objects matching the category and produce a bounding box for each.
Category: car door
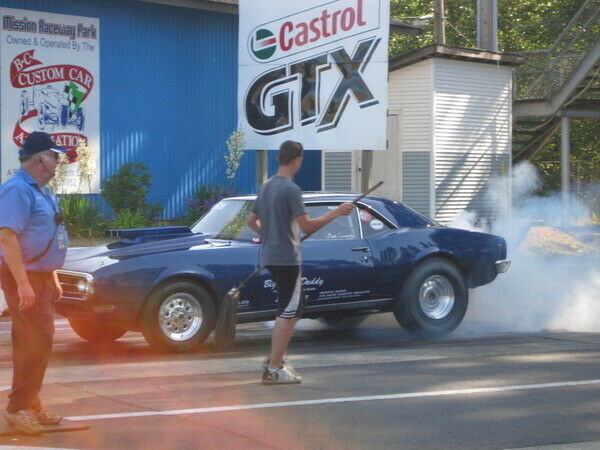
[258,202,377,311]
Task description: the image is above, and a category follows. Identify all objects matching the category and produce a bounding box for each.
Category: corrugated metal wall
[402,152,431,217]
[322,152,353,191]
[0,0,321,218]
[433,59,512,224]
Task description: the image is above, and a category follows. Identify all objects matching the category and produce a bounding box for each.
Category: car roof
[226,192,387,202]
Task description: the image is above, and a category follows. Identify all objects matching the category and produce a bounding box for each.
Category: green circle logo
[251,29,277,60]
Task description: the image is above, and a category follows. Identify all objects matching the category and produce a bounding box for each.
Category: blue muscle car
[55,193,510,352]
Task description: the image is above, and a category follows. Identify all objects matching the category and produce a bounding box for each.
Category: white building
[323,45,523,225]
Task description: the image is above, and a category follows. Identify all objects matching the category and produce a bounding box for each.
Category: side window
[304,204,359,240]
[359,207,392,238]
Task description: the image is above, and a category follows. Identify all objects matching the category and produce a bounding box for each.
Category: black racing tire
[141,281,216,353]
[318,315,368,329]
[68,318,127,343]
[393,258,468,338]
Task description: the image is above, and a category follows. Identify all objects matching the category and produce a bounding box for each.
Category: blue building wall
[0,0,321,218]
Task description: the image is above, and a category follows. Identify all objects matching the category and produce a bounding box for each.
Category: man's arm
[246,212,261,235]
[295,202,355,234]
[0,228,35,310]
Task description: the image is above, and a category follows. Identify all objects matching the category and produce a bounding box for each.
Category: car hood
[63,235,253,273]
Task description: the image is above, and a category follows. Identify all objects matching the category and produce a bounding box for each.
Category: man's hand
[17,281,35,310]
[53,272,63,301]
[335,202,355,216]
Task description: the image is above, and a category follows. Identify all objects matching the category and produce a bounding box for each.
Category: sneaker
[4,409,41,435]
[33,407,62,426]
[262,365,302,385]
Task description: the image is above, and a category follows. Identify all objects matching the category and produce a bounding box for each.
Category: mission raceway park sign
[238,0,390,150]
[1,7,100,193]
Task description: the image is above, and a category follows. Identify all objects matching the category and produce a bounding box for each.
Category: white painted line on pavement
[66,378,600,422]
[0,385,9,392]
[0,327,72,334]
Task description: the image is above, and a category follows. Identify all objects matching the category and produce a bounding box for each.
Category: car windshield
[190,199,257,241]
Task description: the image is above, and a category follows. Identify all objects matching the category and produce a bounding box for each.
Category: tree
[389,0,598,165]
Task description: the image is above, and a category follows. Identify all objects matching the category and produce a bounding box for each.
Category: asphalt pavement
[1,314,600,449]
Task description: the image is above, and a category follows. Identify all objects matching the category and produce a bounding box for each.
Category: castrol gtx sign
[238,0,389,150]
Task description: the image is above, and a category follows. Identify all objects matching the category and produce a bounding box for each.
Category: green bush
[59,195,108,238]
[183,185,236,225]
[111,209,151,229]
[101,162,161,220]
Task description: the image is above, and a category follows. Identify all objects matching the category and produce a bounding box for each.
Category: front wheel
[393,258,468,338]
[141,281,216,353]
[68,318,127,343]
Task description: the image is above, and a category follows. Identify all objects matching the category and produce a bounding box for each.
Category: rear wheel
[68,318,127,343]
[141,281,216,353]
[393,258,468,338]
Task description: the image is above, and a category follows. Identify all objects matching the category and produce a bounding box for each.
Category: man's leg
[4,272,55,414]
[268,317,299,370]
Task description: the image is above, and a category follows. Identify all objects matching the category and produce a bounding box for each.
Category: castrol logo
[247,0,380,63]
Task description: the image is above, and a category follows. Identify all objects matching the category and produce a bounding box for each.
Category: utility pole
[477,0,498,52]
[434,0,446,45]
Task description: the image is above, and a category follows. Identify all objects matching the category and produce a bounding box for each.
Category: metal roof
[134,0,422,35]
[389,44,525,72]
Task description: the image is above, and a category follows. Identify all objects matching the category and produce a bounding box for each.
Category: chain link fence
[534,160,600,222]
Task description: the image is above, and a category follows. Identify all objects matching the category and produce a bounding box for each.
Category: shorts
[266,265,306,319]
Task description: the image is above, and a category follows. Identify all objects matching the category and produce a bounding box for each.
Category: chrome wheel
[158,293,203,341]
[418,275,455,320]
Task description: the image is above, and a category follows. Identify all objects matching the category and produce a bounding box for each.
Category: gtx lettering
[245,37,380,135]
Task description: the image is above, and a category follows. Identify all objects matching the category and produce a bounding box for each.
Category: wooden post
[477,0,498,52]
[361,150,373,194]
[256,150,268,192]
[434,0,446,45]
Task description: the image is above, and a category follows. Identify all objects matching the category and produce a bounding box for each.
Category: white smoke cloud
[454,161,600,335]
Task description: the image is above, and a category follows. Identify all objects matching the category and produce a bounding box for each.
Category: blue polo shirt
[0,168,68,272]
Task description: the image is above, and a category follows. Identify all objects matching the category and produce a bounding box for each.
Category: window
[359,207,393,238]
[304,204,359,240]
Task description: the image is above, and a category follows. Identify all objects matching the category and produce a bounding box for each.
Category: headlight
[76,280,90,294]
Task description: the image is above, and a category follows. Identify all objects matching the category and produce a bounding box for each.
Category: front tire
[141,281,216,353]
[68,318,127,343]
[393,258,468,338]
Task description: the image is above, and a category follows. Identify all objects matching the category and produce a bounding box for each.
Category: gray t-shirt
[252,175,306,266]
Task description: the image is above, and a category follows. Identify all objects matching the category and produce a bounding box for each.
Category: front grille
[57,271,93,301]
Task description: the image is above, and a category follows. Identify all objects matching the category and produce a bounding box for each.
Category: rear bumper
[495,259,511,273]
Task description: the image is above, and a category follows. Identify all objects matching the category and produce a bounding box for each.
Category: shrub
[183,185,235,225]
[101,162,161,220]
[111,209,151,229]
[59,195,108,238]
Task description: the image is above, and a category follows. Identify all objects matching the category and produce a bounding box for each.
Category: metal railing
[514,0,600,102]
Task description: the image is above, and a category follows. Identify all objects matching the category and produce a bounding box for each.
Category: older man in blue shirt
[0,131,69,435]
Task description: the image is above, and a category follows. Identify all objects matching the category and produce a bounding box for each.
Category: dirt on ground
[520,226,599,256]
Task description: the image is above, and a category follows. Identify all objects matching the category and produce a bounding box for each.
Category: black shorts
[266,265,306,319]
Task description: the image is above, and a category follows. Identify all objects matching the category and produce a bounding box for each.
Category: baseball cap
[19,131,69,156]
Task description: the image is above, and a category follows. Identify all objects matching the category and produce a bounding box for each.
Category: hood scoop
[106,226,194,246]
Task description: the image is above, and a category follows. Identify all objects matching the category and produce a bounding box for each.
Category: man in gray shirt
[247,141,354,384]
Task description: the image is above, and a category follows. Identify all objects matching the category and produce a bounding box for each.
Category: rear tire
[393,258,468,338]
[141,281,215,353]
[68,318,127,343]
